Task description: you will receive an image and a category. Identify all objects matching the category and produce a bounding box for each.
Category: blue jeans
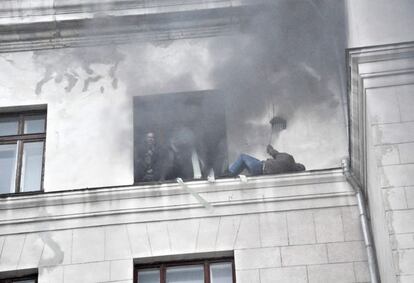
[229,154,263,176]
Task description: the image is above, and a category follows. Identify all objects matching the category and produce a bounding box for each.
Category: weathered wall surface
[346,0,414,48]
[0,39,347,191]
[349,43,414,283]
[0,172,369,283]
[0,47,134,191]
[368,84,414,283]
[0,0,349,191]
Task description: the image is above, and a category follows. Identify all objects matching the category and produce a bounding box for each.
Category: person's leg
[241,154,263,175]
[229,154,262,176]
[228,154,247,176]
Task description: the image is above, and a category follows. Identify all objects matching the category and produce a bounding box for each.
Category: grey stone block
[341,207,364,241]
[168,219,199,253]
[235,269,260,283]
[388,209,414,234]
[195,217,220,252]
[105,225,132,260]
[260,266,307,283]
[17,232,44,269]
[396,249,414,275]
[308,263,355,283]
[380,164,414,188]
[38,266,64,283]
[399,274,414,283]
[375,144,400,166]
[72,227,105,264]
[146,222,171,256]
[399,142,414,164]
[287,211,316,245]
[353,261,370,282]
[398,86,414,122]
[281,244,327,266]
[391,233,414,250]
[259,212,288,247]
[382,187,408,210]
[216,215,241,250]
[235,214,261,249]
[39,229,73,266]
[373,122,414,145]
[0,234,25,271]
[235,247,281,270]
[327,241,367,263]
[110,259,133,281]
[126,223,152,257]
[64,262,111,283]
[406,186,414,208]
[314,208,345,243]
[366,88,401,124]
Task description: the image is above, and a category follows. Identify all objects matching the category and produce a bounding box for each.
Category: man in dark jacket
[227,145,305,177]
[136,132,174,182]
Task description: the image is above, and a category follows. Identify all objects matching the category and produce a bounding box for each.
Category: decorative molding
[347,41,414,190]
[0,169,356,235]
[0,0,264,53]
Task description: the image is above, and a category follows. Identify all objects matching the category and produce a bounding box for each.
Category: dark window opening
[134,91,228,183]
[0,274,37,283]
[0,110,46,194]
[135,258,235,283]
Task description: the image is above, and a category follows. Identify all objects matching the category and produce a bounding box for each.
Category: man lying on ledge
[227,145,305,177]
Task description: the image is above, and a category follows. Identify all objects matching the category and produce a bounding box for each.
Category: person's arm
[266,144,279,159]
[158,147,175,181]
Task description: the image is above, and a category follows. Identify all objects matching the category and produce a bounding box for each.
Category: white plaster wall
[0,48,134,191]
[346,0,414,48]
[0,170,368,282]
[0,207,369,283]
[0,31,348,191]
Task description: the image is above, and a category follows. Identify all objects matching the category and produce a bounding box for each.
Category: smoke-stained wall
[0,0,348,191]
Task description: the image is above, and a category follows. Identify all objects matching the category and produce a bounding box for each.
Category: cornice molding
[347,41,414,189]
[0,169,357,235]
[0,0,263,53]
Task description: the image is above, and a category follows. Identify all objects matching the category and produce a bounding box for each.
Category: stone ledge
[0,169,357,235]
[0,168,346,208]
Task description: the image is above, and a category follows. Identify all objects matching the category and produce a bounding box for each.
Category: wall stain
[33,46,125,95]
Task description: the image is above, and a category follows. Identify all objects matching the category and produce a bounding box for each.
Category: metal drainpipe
[342,159,380,283]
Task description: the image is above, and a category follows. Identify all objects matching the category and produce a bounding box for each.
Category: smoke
[209,0,346,118]
[118,0,348,169]
[204,0,348,164]
[29,0,348,172]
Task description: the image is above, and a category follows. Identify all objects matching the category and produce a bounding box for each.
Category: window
[135,258,235,283]
[134,91,228,183]
[0,275,37,283]
[0,110,46,194]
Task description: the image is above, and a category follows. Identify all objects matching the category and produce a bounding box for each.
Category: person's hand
[266,144,274,154]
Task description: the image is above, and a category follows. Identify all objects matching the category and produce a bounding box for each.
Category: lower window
[135,258,234,283]
[0,275,37,283]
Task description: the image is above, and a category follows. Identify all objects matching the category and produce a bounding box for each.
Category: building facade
[0,1,414,282]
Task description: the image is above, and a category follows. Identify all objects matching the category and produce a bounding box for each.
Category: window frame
[134,257,235,283]
[0,274,38,283]
[0,110,47,194]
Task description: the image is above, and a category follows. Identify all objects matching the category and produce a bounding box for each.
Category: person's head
[295,163,306,172]
[171,127,195,149]
[145,132,155,146]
